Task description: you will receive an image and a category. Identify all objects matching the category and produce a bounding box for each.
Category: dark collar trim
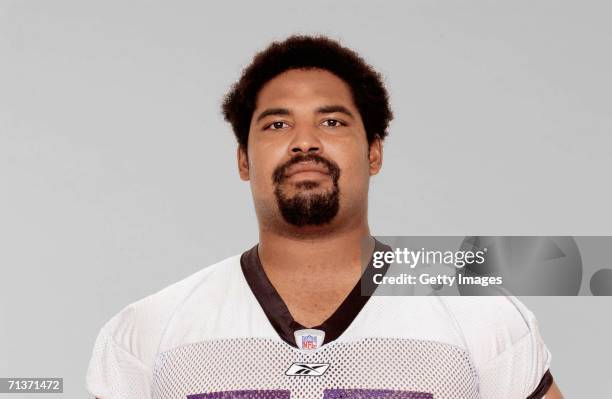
[240,239,391,347]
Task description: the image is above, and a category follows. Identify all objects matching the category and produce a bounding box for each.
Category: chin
[286,182,333,197]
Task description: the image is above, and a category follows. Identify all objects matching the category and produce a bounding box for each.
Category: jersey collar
[240,239,391,348]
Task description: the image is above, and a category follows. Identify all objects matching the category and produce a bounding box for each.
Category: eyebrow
[255,107,291,123]
[315,105,354,118]
[255,104,354,123]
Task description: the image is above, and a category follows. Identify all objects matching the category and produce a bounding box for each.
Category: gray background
[1,1,611,397]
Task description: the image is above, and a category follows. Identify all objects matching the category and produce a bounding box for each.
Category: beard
[272,154,341,227]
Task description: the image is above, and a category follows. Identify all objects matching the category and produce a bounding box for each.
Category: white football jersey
[86,244,552,399]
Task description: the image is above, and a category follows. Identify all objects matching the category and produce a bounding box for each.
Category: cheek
[248,160,271,196]
[335,149,371,192]
[247,146,282,194]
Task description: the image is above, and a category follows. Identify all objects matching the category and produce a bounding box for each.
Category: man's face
[238,68,382,230]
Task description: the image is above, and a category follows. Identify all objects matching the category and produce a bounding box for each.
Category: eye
[265,121,290,130]
[321,119,346,127]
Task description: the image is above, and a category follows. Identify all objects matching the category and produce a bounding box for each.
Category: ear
[237,145,250,181]
[368,137,383,176]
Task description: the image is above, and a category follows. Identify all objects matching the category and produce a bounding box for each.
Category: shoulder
[439,295,552,398]
[94,254,242,368]
[439,295,539,365]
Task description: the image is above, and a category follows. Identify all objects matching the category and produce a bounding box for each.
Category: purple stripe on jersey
[187,390,290,399]
[323,389,433,399]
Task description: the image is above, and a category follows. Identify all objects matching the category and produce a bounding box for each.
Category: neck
[257,217,374,279]
[256,216,375,328]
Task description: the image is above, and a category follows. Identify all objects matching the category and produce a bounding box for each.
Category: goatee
[272,154,341,227]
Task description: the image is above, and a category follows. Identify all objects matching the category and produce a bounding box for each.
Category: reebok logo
[285,363,330,376]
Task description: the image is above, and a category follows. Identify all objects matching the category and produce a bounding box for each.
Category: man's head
[222,35,393,235]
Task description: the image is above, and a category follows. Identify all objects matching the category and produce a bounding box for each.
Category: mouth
[285,162,330,179]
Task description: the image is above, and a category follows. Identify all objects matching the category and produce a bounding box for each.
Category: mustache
[272,154,340,185]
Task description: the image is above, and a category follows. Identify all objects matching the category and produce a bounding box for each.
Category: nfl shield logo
[294,329,325,351]
[301,335,317,349]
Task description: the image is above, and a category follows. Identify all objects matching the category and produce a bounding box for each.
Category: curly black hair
[221,35,393,148]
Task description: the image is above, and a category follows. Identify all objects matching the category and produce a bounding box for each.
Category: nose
[289,124,322,155]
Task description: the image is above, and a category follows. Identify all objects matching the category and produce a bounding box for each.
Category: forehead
[254,68,356,110]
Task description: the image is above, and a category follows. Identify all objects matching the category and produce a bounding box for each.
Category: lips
[285,162,330,178]
[272,154,340,186]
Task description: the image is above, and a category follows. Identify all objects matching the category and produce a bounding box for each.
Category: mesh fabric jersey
[86,247,552,399]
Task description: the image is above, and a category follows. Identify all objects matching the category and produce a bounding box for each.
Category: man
[86,35,563,399]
